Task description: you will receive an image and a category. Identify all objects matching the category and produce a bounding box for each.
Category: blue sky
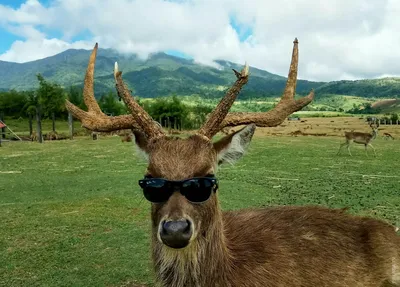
[0,0,399,81]
[0,0,251,60]
[0,0,78,55]
[0,29,20,54]
[0,0,26,54]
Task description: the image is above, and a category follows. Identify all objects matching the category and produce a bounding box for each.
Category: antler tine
[66,98,139,131]
[197,62,250,139]
[282,38,299,101]
[114,62,165,139]
[218,38,314,130]
[83,43,103,115]
[65,43,140,132]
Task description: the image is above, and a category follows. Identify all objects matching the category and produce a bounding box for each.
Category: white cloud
[0,0,49,25]
[0,0,399,81]
[6,25,46,39]
[0,38,92,63]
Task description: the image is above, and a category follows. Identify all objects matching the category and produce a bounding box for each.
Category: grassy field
[4,115,400,140]
[1,134,399,286]
[2,118,85,137]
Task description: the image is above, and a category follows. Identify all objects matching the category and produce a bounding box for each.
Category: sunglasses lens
[139,179,171,203]
[181,178,215,203]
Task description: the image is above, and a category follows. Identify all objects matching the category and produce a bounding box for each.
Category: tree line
[0,75,215,134]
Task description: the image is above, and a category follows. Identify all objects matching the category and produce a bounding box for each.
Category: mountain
[0,48,399,99]
[314,78,400,98]
[0,48,322,99]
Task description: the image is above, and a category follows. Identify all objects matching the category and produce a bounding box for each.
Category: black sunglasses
[138,177,218,203]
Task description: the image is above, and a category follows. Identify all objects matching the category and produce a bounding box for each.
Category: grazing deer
[47,131,59,141]
[121,133,133,142]
[337,122,379,156]
[66,40,400,287]
[383,132,395,140]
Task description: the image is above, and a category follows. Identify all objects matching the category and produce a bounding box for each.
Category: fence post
[68,111,74,140]
[36,106,43,143]
[0,112,5,139]
[29,114,33,136]
[52,112,56,132]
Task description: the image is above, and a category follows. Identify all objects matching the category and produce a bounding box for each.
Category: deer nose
[160,219,192,249]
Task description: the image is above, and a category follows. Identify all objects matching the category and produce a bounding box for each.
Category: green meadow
[1,135,399,286]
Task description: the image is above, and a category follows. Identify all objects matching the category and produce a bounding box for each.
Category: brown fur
[47,131,59,141]
[121,134,133,142]
[344,131,375,143]
[383,132,395,140]
[140,134,400,287]
[146,135,215,181]
[338,123,379,156]
[30,131,44,142]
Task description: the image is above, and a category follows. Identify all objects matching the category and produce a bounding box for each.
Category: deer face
[135,125,255,249]
[370,122,380,138]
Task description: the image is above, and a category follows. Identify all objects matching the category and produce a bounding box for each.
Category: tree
[67,86,86,110]
[22,91,38,136]
[0,90,28,118]
[36,74,66,132]
[98,91,126,116]
[143,95,190,130]
[390,113,399,123]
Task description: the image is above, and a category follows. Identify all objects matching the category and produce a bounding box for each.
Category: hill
[0,48,322,99]
[371,98,400,113]
[315,78,400,98]
[1,48,400,100]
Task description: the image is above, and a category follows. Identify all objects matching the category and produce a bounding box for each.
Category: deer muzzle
[159,219,193,249]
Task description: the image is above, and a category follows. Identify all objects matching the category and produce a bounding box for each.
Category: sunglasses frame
[138,177,218,204]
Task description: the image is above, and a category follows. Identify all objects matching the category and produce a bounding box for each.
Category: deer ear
[132,129,150,160]
[213,124,256,165]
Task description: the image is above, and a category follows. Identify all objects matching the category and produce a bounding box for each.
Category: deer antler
[65,43,164,138]
[113,62,164,138]
[217,38,314,132]
[197,63,249,138]
[67,39,313,138]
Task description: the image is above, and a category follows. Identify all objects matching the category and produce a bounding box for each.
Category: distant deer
[47,131,59,141]
[337,122,379,156]
[91,131,98,140]
[383,132,395,140]
[66,40,400,287]
[121,133,132,142]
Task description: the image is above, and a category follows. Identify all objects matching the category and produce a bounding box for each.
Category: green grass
[0,136,399,286]
[3,118,84,136]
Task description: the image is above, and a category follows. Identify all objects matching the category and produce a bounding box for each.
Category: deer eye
[144,174,153,179]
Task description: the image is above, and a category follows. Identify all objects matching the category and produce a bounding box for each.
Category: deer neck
[151,204,231,287]
[372,129,378,139]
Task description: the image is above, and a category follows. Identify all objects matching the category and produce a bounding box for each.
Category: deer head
[370,121,379,138]
[66,39,314,250]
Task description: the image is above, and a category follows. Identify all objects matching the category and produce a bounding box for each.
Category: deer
[121,133,133,142]
[66,40,400,287]
[383,132,395,140]
[337,122,380,157]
